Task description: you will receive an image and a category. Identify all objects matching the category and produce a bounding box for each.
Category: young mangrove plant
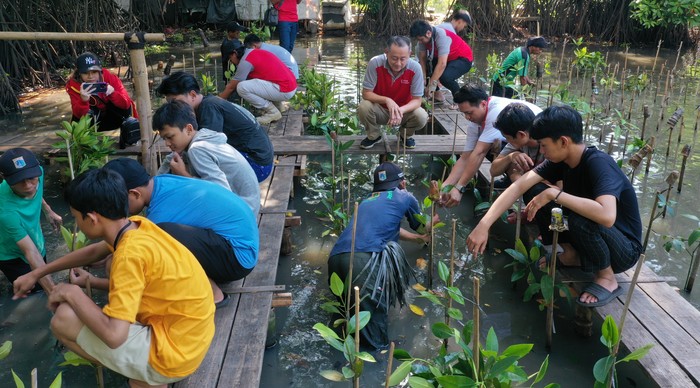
[314,273,375,383]
[2,341,63,388]
[662,216,700,291]
[594,315,653,388]
[53,116,115,180]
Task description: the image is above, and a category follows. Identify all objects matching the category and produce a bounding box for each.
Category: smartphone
[85,82,108,94]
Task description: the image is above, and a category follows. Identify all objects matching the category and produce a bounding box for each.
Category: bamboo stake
[514,197,523,243]
[428,203,435,290]
[621,129,630,161]
[666,108,684,158]
[661,171,679,218]
[192,51,196,74]
[384,342,395,388]
[645,136,655,176]
[685,246,700,292]
[353,286,360,388]
[677,145,691,193]
[546,207,567,350]
[442,114,460,182]
[444,219,457,348]
[31,368,37,388]
[651,40,662,73]
[472,276,480,376]
[640,105,650,140]
[347,174,352,215]
[345,202,359,332]
[653,63,664,104]
[671,41,683,73]
[558,38,568,74]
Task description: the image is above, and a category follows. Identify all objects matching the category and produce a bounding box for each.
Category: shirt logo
[12,156,27,169]
[400,80,410,84]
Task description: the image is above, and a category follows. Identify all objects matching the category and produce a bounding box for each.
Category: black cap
[373,162,405,192]
[526,36,547,49]
[103,158,150,190]
[226,21,249,33]
[0,148,42,186]
[76,52,102,73]
[453,10,472,25]
[222,40,243,58]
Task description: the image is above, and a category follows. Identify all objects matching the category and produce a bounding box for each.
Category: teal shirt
[0,168,46,261]
[493,46,529,83]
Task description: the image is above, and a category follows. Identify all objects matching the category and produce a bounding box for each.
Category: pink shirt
[277,0,299,22]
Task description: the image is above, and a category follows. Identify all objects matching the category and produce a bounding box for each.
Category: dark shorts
[240,151,273,182]
[0,257,45,293]
[157,223,252,282]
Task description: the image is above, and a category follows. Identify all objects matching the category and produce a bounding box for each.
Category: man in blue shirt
[104,158,258,308]
[328,162,436,348]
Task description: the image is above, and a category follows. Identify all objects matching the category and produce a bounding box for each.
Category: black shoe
[360,137,383,149]
[401,137,416,149]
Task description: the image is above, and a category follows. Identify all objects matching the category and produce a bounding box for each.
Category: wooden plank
[638,281,700,344]
[224,285,286,294]
[596,286,696,387]
[269,135,467,155]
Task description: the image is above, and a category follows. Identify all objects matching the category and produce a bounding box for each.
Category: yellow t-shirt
[103,216,215,378]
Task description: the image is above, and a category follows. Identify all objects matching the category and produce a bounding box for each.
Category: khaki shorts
[76,323,182,385]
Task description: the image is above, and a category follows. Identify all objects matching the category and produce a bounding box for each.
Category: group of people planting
[336,12,642,349]
[0,11,643,386]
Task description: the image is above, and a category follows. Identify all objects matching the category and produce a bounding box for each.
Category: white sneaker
[257,104,282,125]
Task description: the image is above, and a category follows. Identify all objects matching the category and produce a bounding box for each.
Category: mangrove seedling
[53,116,115,180]
[314,273,375,382]
[593,315,653,388]
[662,217,700,291]
[2,342,63,388]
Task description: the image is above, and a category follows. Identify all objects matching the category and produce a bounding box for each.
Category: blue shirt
[147,175,259,268]
[330,188,422,256]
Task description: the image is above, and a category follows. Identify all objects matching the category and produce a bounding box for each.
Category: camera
[85,82,108,94]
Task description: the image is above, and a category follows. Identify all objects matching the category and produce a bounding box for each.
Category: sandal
[576,283,623,307]
[215,293,231,309]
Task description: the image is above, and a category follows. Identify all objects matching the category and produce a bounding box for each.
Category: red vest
[247,49,298,93]
[429,29,473,63]
[373,62,418,108]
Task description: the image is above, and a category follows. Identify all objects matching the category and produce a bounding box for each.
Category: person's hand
[524,186,559,222]
[385,99,403,126]
[440,188,463,208]
[47,283,79,312]
[44,210,63,232]
[466,224,489,255]
[510,152,534,172]
[12,272,38,300]
[169,153,188,176]
[79,83,94,102]
[105,84,115,96]
[69,267,92,288]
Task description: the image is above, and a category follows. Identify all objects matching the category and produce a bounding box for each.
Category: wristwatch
[454,184,468,194]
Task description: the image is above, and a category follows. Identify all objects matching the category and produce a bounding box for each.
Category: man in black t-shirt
[467,105,642,307]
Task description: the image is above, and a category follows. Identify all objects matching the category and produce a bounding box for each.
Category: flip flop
[576,283,623,307]
[215,293,231,309]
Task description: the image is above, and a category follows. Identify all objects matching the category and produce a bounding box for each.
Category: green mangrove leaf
[319,301,341,314]
[393,348,412,360]
[505,248,527,264]
[501,343,533,359]
[423,196,433,208]
[543,384,561,388]
[341,365,355,379]
[59,351,93,367]
[438,261,449,283]
[417,290,443,306]
[486,355,519,378]
[348,311,371,334]
[49,372,63,388]
[436,374,476,388]
[432,222,446,229]
[312,323,343,351]
[474,202,492,212]
[356,351,376,363]
[592,355,615,383]
[431,322,454,339]
[428,365,443,378]
[515,239,528,257]
[388,361,413,385]
[523,283,541,302]
[329,272,344,297]
[446,286,466,305]
[618,343,654,363]
[485,327,498,352]
[529,245,541,263]
[60,226,73,250]
[511,268,526,282]
[332,318,345,328]
[320,369,345,381]
[688,228,700,246]
[12,370,25,388]
[408,375,433,388]
[447,307,463,320]
[541,274,554,303]
[0,340,11,360]
[600,315,619,349]
[340,140,354,151]
[531,354,550,384]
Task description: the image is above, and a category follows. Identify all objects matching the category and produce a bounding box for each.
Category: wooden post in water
[640,105,650,140]
[666,108,683,158]
[0,32,164,174]
[546,207,567,350]
[384,342,395,388]
[472,276,480,376]
[345,202,359,333]
[685,246,700,292]
[677,145,691,193]
[652,40,662,73]
[661,171,679,218]
[353,286,360,388]
[444,219,457,348]
[645,136,655,176]
[642,192,660,252]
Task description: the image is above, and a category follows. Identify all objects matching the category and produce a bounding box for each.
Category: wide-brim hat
[373,162,405,191]
[0,148,42,186]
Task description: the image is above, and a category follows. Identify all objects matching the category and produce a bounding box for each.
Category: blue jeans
[278,21,298,53]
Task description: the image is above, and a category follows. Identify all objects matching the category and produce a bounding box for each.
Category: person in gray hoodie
[153,100,261,215]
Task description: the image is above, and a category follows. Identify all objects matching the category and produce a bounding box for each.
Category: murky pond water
[1,35,698,386]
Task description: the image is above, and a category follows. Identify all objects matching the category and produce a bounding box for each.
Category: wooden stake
[671,41,683,73]
[444,219,457,348]
[651,40,662,73]
[645,136,655,176]
[345,202,359,333]
[353,286,360,388]
[384,342,395,388]
[31,368,37,388]
[685,246,700,292]
[613,255,646,356]
[428,204,435,290]
[558,38,568,74]
[642,192,660,252]
[661,171,679,218]
[472,276,480,376]
[677,145,691,192]
[640,105,650,140]
[65,137,75,181]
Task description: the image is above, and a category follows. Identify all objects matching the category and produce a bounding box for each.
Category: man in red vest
[358,36,428,150]
[410,20,474,106]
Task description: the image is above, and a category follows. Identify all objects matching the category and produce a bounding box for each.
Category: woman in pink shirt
[271,0,302,53]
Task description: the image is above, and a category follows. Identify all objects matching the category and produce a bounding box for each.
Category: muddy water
[0,35,698,386]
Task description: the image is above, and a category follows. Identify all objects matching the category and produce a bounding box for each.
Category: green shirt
[493,46,529,83]
[0,168,46,261]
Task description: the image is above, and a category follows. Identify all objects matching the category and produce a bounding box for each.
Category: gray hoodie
[158,128,261,215]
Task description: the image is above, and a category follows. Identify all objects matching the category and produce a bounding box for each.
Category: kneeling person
[13,168,214,387]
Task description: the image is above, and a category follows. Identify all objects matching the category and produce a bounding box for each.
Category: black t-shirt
[535,146,642,245]
[196,95,274,165]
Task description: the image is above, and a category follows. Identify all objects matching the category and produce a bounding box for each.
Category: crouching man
[13,168,214,387]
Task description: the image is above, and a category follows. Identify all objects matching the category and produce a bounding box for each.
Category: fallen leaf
[409,304,425,316]
[416,258,427,270]
[412,283,427,291]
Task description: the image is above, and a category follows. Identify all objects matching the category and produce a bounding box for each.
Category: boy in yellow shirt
[13,167,214,387]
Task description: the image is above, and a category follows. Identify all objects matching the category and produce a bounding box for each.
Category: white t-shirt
[463,96,542,152]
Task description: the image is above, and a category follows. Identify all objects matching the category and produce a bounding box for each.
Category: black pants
[0,257,45,293]
[73,103,132,132]
[430,56,472,97]
[491,79,515,99]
